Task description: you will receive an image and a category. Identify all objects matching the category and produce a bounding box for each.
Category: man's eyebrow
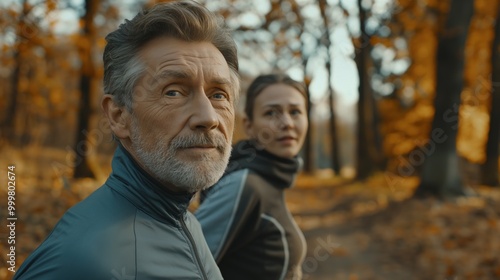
[210,77,231,86]
[154,69,191,80]
[153,70,231,86]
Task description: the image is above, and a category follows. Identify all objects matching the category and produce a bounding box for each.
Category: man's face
[126,37,235,193]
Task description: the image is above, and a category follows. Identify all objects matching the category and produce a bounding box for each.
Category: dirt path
[298,189,500,280]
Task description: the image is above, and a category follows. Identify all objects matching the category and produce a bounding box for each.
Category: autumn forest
[0,0,499,279]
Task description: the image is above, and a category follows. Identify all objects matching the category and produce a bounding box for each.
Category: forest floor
[0,145,500,280]
[290,175,500,280]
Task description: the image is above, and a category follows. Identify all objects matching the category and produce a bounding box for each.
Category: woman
[195,73,308,280]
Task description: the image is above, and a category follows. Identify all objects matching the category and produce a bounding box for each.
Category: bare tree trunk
[326,64,341,175]
[415,0,474,198]
[481,3,500,187]
[319,0,341,174]
[355,0,385,180]
[3,52,21,144]
[303,67,315,173]
[2,0,29,144]
[287,0,314,173]
[73,0,97,178]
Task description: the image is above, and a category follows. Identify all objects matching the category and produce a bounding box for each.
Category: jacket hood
[105,144,193,225]
[225,140,302,189]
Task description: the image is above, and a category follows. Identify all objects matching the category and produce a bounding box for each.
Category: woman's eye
[265,110,277,116]
[291,109,302,115]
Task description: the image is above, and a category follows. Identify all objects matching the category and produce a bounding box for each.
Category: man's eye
[211,93,227,100]
[265,110,277,116]
[164,90,181,97]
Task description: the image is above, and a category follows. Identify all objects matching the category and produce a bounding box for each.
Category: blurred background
[0,0,499,279]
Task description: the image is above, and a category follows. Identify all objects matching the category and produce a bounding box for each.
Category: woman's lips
[277,136,296,145]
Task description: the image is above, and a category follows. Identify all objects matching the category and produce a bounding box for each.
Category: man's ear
[102,94,131,140]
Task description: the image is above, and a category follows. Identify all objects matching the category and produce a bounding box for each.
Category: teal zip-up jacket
[14,145,222,280]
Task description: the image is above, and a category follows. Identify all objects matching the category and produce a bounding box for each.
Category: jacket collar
[105,144,193,225]
[226,140,302,189]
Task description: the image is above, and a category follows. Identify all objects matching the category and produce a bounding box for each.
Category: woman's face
[244,83,308,159]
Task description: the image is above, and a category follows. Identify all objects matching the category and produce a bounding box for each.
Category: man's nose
[188,92,219,131]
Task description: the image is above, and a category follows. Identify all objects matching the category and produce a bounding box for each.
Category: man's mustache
[170,133,228,152]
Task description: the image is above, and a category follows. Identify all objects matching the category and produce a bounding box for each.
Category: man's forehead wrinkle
[154,50,224,63]
[154,56,212,73]
[137,41,231,87]
[152,61,230,83]
[155,68,193,80]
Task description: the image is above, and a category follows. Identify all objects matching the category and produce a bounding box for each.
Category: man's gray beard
[130,123,231,193]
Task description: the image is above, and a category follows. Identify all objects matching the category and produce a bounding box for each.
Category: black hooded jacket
[195,140,306,280]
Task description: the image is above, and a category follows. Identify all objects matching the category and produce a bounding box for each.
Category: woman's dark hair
[245,73,307,120]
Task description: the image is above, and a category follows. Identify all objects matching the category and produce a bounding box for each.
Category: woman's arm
[195,169,259,261]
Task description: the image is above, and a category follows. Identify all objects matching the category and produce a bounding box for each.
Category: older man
[14,1,239,279]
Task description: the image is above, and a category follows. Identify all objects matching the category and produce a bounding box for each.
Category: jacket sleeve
[14,245,106,280]
[14,218,111,280]
[195,169,259,261]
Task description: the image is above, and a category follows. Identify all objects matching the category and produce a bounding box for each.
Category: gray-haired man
[15,1,239,279]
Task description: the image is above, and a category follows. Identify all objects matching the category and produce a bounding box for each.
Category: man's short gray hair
[103,0,240,110]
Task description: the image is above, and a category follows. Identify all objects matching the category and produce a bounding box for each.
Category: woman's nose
[278,113,294,129]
